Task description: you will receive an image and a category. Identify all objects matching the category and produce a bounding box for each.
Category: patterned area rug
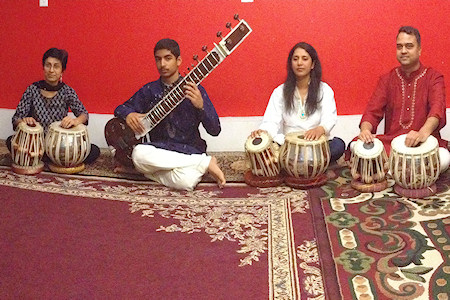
[319,167,450,300]
[0,166,336,299]
[0,139,248,182]
[4,135,447,299]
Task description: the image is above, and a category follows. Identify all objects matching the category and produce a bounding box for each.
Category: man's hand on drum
[405,130,428,147]
[304,126,325,141]
[250,129,267,138]
[358,129,376,144]
[20,117,37,126]
[126,112,146,134]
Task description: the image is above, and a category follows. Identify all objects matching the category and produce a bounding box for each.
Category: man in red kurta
[357,26,449,170]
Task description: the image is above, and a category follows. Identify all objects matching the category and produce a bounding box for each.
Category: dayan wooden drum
[11,122,45,175]
[279,132,330,188]
[389,134,440,198]
[45,121,91,174]
[244,131,284,187]
[350,138,389,192]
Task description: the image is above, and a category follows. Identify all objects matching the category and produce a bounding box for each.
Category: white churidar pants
[132,144,211,191]
[438,147,450,172]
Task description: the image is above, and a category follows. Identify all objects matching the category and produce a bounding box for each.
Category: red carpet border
[0,166,331,299]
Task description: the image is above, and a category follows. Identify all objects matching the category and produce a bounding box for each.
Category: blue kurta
[114,78,221,155]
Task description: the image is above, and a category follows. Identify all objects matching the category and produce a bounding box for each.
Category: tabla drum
[244,132,284,187]
[279,132,330,188]
[45,121,91,174]
[11,122,45,175]
[389,134,440,198]
[350,138,389,192]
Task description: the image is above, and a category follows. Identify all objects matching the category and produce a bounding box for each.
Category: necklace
[295,87,307,119]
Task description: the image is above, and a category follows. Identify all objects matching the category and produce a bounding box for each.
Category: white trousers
[132,144,211,191]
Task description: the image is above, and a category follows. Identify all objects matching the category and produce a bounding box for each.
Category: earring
[59,74,63,83]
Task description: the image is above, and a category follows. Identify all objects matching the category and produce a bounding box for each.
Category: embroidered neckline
[295,87,307,119]
[395,67,428,129]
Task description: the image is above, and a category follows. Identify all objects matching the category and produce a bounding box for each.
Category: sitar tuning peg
[193,54,199,62]
[217,31,223,38]
[226,22,232,30]
[233,14,240,21]
[202,45,208,53]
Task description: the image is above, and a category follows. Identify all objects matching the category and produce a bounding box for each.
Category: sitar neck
[136,19,252,139]
[139,50,221,136]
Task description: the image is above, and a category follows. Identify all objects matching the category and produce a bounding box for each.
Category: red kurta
[360,63,447,154]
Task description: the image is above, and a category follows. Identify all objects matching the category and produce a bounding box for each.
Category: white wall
[2,108,450,152]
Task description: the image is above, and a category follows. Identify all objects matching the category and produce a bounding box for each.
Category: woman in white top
[251,42,345,162]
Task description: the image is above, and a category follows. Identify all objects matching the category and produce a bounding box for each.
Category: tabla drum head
[391,134,438,155]
[284,131,328,146]
[245,131,272,153]
[48,121,87,133]
[353,138,384,159]
[17,121,44,133]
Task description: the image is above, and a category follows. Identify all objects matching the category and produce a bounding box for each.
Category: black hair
[283,42,322,115]
[42,48,68,70]
[154,39,181,58]
[398,26,421,46]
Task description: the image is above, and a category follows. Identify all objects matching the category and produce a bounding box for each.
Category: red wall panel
[1,0,448,117]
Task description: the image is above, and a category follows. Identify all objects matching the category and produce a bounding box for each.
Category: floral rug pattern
[320,167,450,300]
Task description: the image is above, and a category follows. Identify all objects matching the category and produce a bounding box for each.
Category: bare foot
[208,156,226,188]
[113,164,140,175]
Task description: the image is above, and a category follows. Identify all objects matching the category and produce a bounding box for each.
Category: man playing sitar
[107,39,226,190]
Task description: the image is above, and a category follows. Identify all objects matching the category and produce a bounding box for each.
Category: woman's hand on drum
[304,126,325,141]
[405,130,427,147]
[20,117,37,126]
[126,112,146,134]
[60,116,79,129]
[250,129,267,138]
[358,129,375,143]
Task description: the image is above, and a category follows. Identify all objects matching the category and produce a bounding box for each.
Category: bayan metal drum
[11,122,45,175]
[45,121,91,174]
[244,132,283,187]
[389,134,440,198]
[279,132,330,188]
[350,138,389,192]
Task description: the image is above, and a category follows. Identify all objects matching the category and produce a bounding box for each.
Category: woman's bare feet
[208,156,226,188]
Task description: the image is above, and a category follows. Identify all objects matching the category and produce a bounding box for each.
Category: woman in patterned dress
[7,48,100,163]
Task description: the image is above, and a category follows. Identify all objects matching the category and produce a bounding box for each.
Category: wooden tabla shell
[279,132,330,179]
[11,122,45,174]
[351,138,389,184]
[389,134,440,190]
[45,121,91,172]
[245,132,280,177]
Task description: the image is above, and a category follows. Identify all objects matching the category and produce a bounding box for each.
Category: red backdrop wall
[1,0,449,117]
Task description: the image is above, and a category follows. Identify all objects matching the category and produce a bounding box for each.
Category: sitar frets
[144,51,221,128]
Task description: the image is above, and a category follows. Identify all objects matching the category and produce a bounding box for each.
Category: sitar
[105,16,252,167]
